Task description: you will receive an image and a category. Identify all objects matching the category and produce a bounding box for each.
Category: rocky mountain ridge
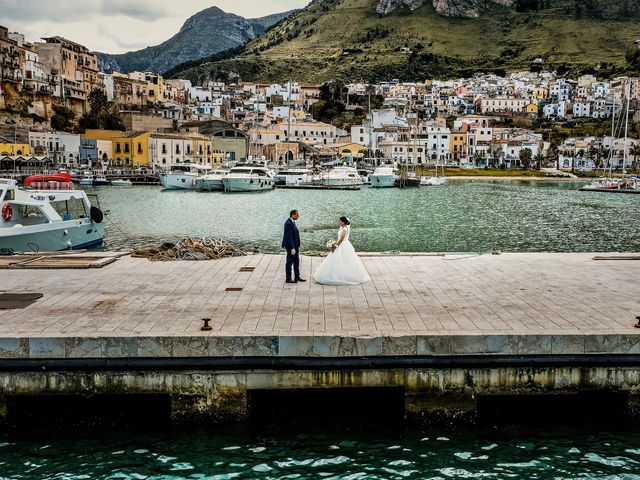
[376,0,513,17]
[96,7,296,74]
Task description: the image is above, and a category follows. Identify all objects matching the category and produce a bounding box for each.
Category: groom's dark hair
[290,209,298,217]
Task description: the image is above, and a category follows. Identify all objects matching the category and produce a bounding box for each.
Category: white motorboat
[221,166,275,192]
[160,163,211,190]
[0,176,105,252]
[274,168,314,186]
[79,173,110,187]
[195,169,229,191]
[317,166,364,187]
[358,169,372,185]
[111,179,133,187]
[370,166,398,188]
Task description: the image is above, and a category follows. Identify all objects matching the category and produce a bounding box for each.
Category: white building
[277,121,337,145]
[572,102,591,118]
[480,97,529,114]
[29,131,80,165]
[149,133,194,171]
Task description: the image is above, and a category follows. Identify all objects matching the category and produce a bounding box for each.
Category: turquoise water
[2,427,640,479]
[87,180,640,253]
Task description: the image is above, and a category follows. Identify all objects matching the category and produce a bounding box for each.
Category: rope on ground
[131,237,246,261]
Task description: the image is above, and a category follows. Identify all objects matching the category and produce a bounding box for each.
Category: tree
[50,104,75,131]
[630,143,640,171]
[533,152,544,170]
[79,88,125,132]
[519,148,533,170]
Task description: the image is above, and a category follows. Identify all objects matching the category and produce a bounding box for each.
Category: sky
[1,0,311,54]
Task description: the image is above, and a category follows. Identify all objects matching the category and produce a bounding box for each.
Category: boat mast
[622,80,631,174]
[608,95,616,178]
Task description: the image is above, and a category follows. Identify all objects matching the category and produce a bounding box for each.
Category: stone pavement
[0,253,639,359]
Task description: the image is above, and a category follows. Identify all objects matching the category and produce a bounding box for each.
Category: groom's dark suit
[282,217,301,281]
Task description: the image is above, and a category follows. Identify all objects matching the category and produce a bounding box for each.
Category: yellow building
[449,131,467,162]
[113,131,150,168]
[82,129,150,168]
[526,103,539,115]
[333,142,368,160]
[0,136,30,156]
[188,133,224,166]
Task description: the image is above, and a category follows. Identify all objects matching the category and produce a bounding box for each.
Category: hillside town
[1,25,640,174]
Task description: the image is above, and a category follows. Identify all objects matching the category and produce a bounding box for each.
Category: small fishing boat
[0,177,105,252]
[274,168,314,186]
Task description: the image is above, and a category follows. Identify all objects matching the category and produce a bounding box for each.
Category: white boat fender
[90,206,104,224]
[63,230,68,236]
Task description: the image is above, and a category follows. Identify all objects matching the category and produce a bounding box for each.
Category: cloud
[1,0,173,22]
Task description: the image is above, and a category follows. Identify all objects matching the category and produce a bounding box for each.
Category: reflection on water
[2,426,640,479]
[85,180,640,253]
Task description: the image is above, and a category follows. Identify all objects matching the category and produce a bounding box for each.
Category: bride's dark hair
[340,216,351,226]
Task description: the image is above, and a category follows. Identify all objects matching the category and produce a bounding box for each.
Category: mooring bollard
[201,318,212,331]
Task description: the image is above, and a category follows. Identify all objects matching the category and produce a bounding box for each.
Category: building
[28,131,80,165]
[480,97,529,114]
[450,129,468,163]
[178,120,248,163]
[277,121,338,145]
[188,133,224,167]
[35,36,100,114]
[102,72,147,107]
[0,135,30,156]
[112,131,150,168]
[129,72,165,104]
[0,26,24,86]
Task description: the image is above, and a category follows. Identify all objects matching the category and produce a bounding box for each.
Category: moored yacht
[274,168,314,186]
[317,166,363,187]
[160,163,211,190]
[79,173,110,187]
[221,166,275,192]
[0,176,105,252]
[195,169,229,191]
[370,166,398,188]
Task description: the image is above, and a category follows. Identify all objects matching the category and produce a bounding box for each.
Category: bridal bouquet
[325,239,336,249]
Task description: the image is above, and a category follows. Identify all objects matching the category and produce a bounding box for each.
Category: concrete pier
[0,253,639,424]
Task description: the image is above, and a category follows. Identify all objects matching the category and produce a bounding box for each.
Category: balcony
[1,71,23,83]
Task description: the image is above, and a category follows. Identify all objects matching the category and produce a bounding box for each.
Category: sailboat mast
[609,95,616,177]
[622,81,631,174]
[287,81,292,169]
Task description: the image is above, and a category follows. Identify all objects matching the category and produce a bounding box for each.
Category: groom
[282,209,306,284]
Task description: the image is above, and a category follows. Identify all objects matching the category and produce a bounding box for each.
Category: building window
[176,145,180,154]
[162,144,167,154]
[124,144,130,154]
[116,143,121,153]
[187,145,191,154]
[137,143,143,154]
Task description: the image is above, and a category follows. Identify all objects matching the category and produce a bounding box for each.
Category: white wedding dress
[314,225,371,285]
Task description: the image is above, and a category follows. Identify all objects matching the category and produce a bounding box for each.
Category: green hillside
[167,0,640,83]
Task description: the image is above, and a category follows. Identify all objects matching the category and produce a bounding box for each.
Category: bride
[313,216,371,286]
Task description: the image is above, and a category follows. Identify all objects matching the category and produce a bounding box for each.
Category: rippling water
[86,180,640,253]
[2,427,640,479]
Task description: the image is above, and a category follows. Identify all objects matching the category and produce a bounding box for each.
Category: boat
[24,173,74,190]
[316,166,364,187]
[581,83,638,194]
[0,177,105,252]
[195,169,229,191]
[274,168,314,186]
[421,159,447,186]
[357,169,372,185]
[160,163,211,190]
[111,179,133,187]
[79,173,110,187]
[370,166,398,188]
[221,166,275,192]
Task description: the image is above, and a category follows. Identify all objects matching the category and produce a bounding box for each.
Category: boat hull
[195,179,225,191]
[370,175,397,188]
[0,220,105,252]
[160,174,198,190]
[222,178,274,192]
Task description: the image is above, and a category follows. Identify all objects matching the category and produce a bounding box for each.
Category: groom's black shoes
[295,277,307,282]
[286,279,297,284]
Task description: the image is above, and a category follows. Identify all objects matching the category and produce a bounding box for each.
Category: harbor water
[90,180,640,253]
[2,427,640,479]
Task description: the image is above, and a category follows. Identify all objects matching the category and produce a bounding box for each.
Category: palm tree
[88,88,111,129]
[533,152,544,170]
[630,143,640,172]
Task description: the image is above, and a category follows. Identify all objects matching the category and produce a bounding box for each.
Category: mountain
[167,0,640,83]
[96,7,298,74]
